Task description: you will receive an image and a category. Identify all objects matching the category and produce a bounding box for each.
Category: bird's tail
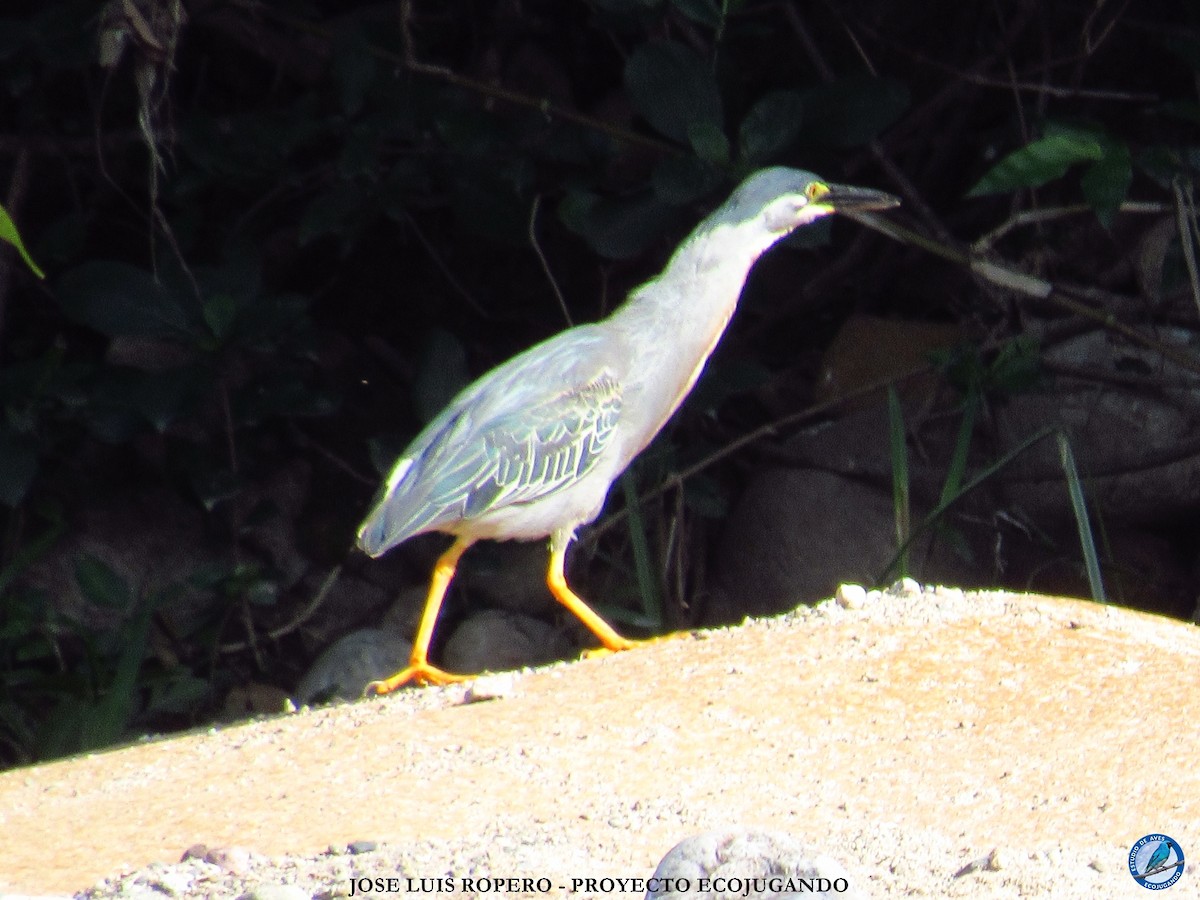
[356,457,419,557]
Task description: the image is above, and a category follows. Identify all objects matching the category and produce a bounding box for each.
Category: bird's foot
[580,630,689,660]
[368,662,471,695]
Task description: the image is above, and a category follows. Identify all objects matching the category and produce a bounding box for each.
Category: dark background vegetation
[0,0,1196,766]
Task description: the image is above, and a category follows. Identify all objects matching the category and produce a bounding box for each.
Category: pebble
[836,583,867,609]
[204,846,254,873]
[462,672,516,703]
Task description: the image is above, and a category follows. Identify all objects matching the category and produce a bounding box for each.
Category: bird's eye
[806,182,827,201]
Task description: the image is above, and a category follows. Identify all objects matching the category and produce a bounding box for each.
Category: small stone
[952,857,984,878]
[985,847,1006,870]
[835,583,867,609]
[137,867,194,896]
[204,845,254,873]
[180,843,209,861]
[347,840,378,854]
[463,672,516,703]
[893,577,922,596]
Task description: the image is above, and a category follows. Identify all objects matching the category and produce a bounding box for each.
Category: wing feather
[357,329,625,556]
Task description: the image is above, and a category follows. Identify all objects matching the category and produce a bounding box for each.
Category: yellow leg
[369,537,474,694]
[546,540,639,653]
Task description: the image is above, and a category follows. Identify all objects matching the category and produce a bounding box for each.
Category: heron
[357,167,899,690]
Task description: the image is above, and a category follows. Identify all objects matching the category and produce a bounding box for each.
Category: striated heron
[357,167,899,690]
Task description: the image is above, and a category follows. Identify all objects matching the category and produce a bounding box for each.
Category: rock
[646,829,864,899]
[294,628,410,703]
[441,608,573,674]
[836,583,867,609]
[712,470,968,622]
[462,672,516,703]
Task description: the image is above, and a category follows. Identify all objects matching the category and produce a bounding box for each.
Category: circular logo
[1129,834,1185,890]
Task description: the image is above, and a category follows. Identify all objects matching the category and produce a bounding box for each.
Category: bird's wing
[435,369,621,517]
[357,328,624,555]
[1145,843,1170,871]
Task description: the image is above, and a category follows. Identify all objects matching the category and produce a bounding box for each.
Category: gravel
[6,584,1194,900]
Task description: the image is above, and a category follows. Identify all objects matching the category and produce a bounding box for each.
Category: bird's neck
[603,222,775,448]
[611,221,772,344]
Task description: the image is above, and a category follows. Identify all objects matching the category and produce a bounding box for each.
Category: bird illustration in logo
[1143,840,1171,876]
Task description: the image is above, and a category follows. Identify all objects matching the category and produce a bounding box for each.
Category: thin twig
[219,564,343,652]
[401,211,491,318]
[973,200,1169,252]
[953,72,1154,102]
[780,3,952,243]
[286,423,375,485]
[395,0,677,156]
[528,195,572,328]
[849,210,1200,378]
[1172,177,1200,320]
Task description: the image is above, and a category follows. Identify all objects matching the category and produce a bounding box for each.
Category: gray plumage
[358,168,898,558]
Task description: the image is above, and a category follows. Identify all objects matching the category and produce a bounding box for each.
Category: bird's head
[722,167,899,236]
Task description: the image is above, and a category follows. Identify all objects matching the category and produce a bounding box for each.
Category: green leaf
[74,554,133,610]
[968,126,1105,197]
[1081,143,1132,228]
[0,202,44,279]
[233,372,339,425]
[55,262,197,339]
[800,75,909,147]
[738,90,805,165]
[79,598,154,752]
[687,120,729,164]
[559,189,680,260]
[1058,433,1107,604]
[89,365,208,435]
[0,429,38,506]
[202,292,240,342]
[986,336,1042,394]
[625,41,723,144]
[230,292,311,349]
[651,156,723,204]
[449,168,528,244]
[669,0,722,28]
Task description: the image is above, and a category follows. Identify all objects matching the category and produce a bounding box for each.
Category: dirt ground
[0,586,1197,899]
